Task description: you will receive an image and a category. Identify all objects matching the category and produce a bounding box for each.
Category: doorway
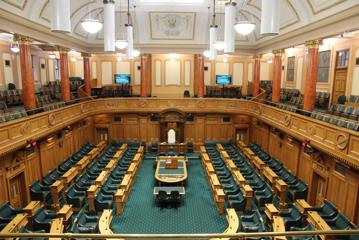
[332,49,349,103]
[8,172,26,208]
[310,172,327,206]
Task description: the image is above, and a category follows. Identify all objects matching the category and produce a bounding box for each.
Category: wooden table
[200,146,206,153]
[137,146,144,154]
[61,167,78,189]
[51,180,64,211]
[133,153,143,163]
[155,159,187,184]
[87,185,99,212]
[57,204,73,226]
[201,153,211,163]
[49,218,64,240]
[0,213,28,236]
[264,203,279,222]
[127,162,137,175]
[210,174,221,190]
[295,199,312,215]
[253,156,266,171]
[272,216,287,240]
[262,166,279,185]
[23,201,42,216]
[237,141,247,151]
[220,151,230,161]
[232,170,246,187]
[114,150,124,159]
[158,142,187,153]
[307,211,332,240]
[216,144,224,151]
[114,189,126,214]
[244,148,255,160]
[205,162,215,175]
[243,184,254,211]
[226,160,237,172]
[95,170,109,186]
[105,160,116,171]
[275,179,289,209]
[120,144,128,151]
[76,156,90,171]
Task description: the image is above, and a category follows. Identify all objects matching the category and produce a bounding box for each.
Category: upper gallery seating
[205,86,242,98]
[98,85,133,98]
[310,111,359,131]
[348,95,359,104]
[30,143,95,203]
[327,104,359,120]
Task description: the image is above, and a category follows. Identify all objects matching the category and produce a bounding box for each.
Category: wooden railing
[77,84,93,101]
[251,88,267,103]
[0,98,358,170]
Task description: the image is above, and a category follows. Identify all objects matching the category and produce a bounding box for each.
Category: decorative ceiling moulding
[149,12,196,40]
[306,0,346,15]
[2,0,28,10]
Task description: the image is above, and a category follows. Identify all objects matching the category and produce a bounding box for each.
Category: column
[82,53,91,96]
[15,34,36,110]
[303,40,322,111]
[252,55,261,96]
[197,55,205,97]
[272,49,283,103]
[140,54,148,97]
[59,48,70,101]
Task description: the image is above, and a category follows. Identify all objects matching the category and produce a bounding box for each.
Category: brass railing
[0,230,358,239]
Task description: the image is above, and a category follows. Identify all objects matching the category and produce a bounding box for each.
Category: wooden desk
[243,184,254,211]
[205,162,215,175]
[272,216,287,240]
[232,170,246,187]
[49,218,64,240]
[120,143,128,151]
[127,162,137,175]
[226,160,237,172]
[200,146,206,153]
[0,213,28,237]
[96,170,109,186]
[307,211,332,240]
[216,144,224,151]
[133,153,143,163]
[105,160,117,171]
[51,180,64,211]
[264,203,279,222]
[220,151,230,161]
[295,199,312,215]
[76,156,90,171]
[23,201,42,216]
[88,148,99,158]
[262,166,278,185]
[87,185,99,212]
[155,159,187,184]
[201,153,211,163]
[237,141,247,151]
[61,167,78,189]
[114,150,124,159]
[57,204,73,225]
[214,188,225,214]
[244,148,255,160]
[210,174,221,190]
[158,142,187,153]
[114,189,126,214]
[275,179,288,209]
[253,156,266,171]
[137,146,144,154]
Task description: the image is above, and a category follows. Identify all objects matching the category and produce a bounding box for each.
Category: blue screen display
[216,75,232,85]
[114,74,130,84]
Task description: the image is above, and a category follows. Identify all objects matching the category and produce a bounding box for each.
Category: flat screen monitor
[114,74,130,84]
[216,75,232,85]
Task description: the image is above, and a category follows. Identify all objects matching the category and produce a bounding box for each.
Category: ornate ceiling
[0,0,358,53]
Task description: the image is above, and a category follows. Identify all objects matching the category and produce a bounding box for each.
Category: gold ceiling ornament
[57,47,71,53]
[13,34,32,45]
[253,54,262,60]
[272,49,284,56]
[81,52,92,58]
[305,39,323,48]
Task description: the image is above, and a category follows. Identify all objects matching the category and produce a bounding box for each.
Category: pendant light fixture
[115,0,128,50]
[260,0,280,36]
[234,1,255,36]
[224,0,236,53]
[10,41,20,53]
[81,1,103,35]
[50,0,71,33]
[209,0,218,60]
[203,50,210,58]
[125,0,134,59]
[103,0,115,52]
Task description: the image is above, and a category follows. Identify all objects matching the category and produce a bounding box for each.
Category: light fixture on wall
[48,52,56,59]
[10,42,20,53]
[267,58,272,64]
[169,53,177,61]
[71,57,77,62]
[132,49,140,57]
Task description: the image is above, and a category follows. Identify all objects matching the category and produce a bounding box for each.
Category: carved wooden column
[59,48,71,101]
[197,55,205,97]
[82,53,91,96]
[253,55,261,96]
[140,54,150,97]
[303,40,322,111]
[272,49,283,103]
[15,34,36,110]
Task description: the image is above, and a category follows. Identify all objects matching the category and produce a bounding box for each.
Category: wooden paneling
[298,152,313,187]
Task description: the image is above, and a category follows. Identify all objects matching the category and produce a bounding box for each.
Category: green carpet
[112,153,227,235]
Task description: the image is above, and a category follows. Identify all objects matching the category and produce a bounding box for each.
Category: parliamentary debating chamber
[0,0,359,239]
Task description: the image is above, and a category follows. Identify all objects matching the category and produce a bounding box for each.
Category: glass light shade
[213,41,225,51]
[10,42,19,53]
[71,57,77,62]
[234,21,255,35]
[81,19,103,34]
[133,49,140,57]
[115,40,128,49]
[203,50,210,58]
[48,54,56,59]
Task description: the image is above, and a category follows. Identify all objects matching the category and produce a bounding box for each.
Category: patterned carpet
[112,153,227,235]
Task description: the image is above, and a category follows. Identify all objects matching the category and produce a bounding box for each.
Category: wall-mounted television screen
[216,75,232,85]
[114,74,130,84]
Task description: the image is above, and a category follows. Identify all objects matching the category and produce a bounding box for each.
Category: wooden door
[332,69,347,103]
[9,173,26,208]
[310,173,327,206]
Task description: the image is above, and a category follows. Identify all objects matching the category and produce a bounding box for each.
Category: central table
[153,186,185,195]
[155,159,187,185]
